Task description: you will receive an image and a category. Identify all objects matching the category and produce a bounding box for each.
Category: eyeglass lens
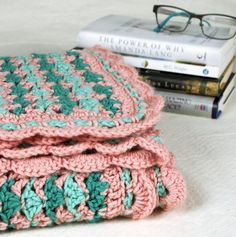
[155,6,236,40]
[201,15,236,39]
[156,6,190,32]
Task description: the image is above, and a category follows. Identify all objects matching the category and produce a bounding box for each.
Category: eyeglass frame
[153,5,236,40]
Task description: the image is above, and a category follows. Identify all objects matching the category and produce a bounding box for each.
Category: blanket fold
[0,46,186,231]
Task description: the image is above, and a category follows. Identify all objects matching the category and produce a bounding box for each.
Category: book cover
[140,57,235,96]
[77,15,236,67]
[156,73,235,119]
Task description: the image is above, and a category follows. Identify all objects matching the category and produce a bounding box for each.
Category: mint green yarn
[124,83,133,92]
[0,88,10,114]
[56,60,70,73]
[0,123,17,131]
[121,117,133,123]
[76,86,93,98]
[135,111,145,120]
[154,167,167,197]
[121,169,134,209]
[31,86,48,97]
[36,98,53,111]
[26,74,41,83]
[0,96,7,107]
[111,71,118,77]
[44,175,64,223]
[47,120,67,128]
[130,90,139,99]
[25,121,39,127]
[0,179,21,224]
[0,108,8,114]
[80,98,100,113]
[120,169,131,186]
[63,73,79,84]
[150,135,164,144]
[53,53,70,74]
[156,182,167,197]
[137,101,146,110]
[74,119,89,126]
[123,192,133,209]
[20,64,35,74]
[103,63,110,70]
[21,179,43,222]
[98,119,115,128]
[64,174,86,220]
[154,166,160,175]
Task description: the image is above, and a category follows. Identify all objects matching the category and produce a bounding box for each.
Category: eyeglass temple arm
[154,11,190,32]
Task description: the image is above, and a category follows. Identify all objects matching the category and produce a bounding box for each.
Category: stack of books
[76,15,236,119]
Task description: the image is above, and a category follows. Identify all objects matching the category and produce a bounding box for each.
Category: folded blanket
[0,46,186,231]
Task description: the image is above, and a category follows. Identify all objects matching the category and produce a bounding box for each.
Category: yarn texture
[0,46,186,231]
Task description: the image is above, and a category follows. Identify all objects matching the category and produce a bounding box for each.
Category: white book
[77,15,236,68]
[156,73,235,119]
[122,53,231,78]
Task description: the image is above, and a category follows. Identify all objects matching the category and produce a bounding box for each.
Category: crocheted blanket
[0,46,186,231]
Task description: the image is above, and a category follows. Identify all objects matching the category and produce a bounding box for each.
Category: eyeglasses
[153,5,236,40]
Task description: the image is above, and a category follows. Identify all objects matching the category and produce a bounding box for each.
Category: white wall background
[0,0,235,55]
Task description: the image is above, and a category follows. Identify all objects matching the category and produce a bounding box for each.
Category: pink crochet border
[0,47,164,141]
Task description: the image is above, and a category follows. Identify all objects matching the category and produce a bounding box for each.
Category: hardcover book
[156,73,235,119]
[77,15,236,70]
[139,57,235,96]
[120,52,233,78]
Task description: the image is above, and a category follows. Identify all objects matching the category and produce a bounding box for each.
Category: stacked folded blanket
[0,46,186,231]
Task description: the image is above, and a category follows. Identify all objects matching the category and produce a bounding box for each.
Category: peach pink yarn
[0,46,186,231]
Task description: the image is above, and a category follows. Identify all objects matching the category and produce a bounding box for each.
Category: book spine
[156,90,215,118]
[77,30,225,66]
[122,54,221,78]
[140,75,221,97]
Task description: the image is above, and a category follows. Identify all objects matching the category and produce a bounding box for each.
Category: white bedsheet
[0,0,235,236]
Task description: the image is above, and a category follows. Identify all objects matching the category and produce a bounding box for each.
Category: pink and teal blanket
[0,46,186,231]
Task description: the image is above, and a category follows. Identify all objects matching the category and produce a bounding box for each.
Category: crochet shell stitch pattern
[0,46,186,231]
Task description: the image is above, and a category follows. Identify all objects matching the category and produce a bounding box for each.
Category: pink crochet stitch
[0,46,186,231]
